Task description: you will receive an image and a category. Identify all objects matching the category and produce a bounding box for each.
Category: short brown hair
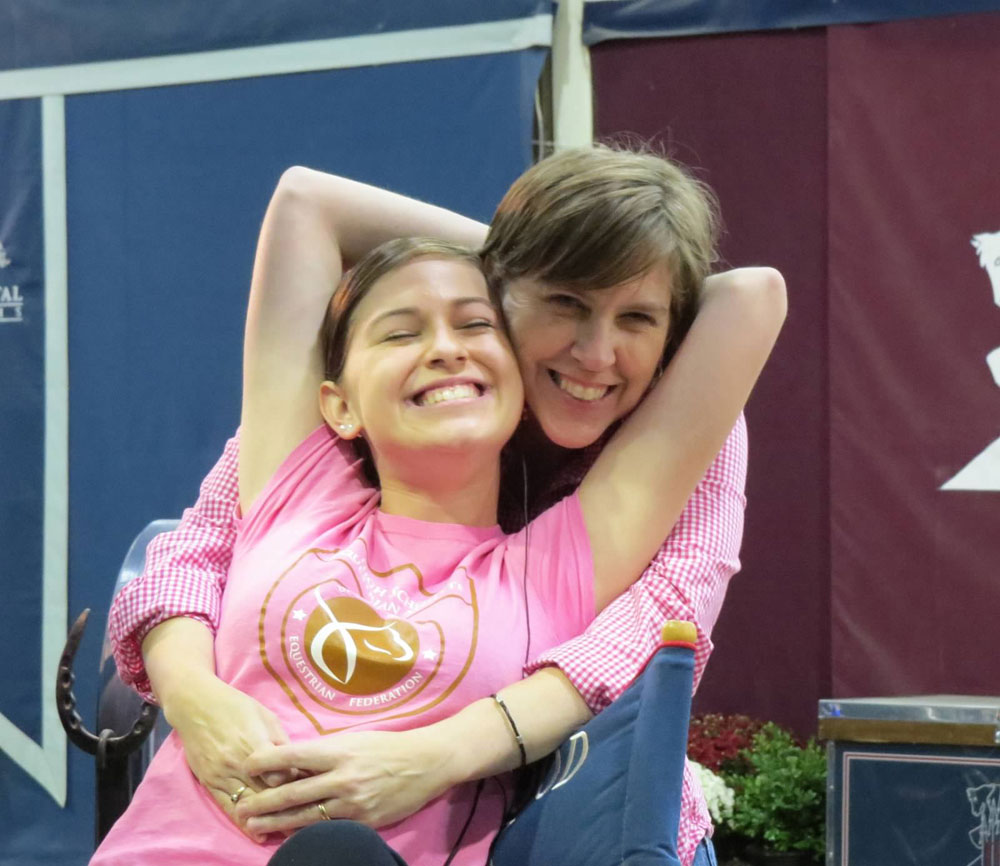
[481,144,719,352]
[321,236,483,382]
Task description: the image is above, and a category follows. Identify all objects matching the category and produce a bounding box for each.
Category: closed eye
[459,319,496,330]
[381,331,418,342]
[548,294,587,312]
[620,311,659,327]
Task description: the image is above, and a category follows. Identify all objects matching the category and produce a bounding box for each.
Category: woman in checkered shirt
[111,145,783,866]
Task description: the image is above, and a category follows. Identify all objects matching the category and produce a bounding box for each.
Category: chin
[530,395,623,451]
[539,423,604,451]
[431,426,514,454]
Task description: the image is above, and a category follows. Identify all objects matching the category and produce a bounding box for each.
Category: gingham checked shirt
[109,416,747,866]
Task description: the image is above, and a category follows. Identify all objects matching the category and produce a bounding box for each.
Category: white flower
[690,760,735,825]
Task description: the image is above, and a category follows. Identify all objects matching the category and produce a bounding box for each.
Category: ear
[319,380,363,439]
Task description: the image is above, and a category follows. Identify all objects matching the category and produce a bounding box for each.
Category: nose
[426,323,468,370]
[570,319,616,371]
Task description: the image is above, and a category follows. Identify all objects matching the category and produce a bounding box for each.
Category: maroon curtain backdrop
[592,11,1000,737]
[828,15,1000,698]
[593,29,831,736]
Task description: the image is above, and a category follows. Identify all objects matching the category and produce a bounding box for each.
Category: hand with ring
[160,669,295,841]
[236,728,459,836]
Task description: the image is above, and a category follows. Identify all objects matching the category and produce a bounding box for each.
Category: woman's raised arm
[239,167,487,513]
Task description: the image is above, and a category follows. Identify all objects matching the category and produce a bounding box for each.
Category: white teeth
[419,383,479,406]
[554,374,609,402]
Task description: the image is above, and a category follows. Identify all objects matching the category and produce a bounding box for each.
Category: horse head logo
[940,230,1000,491]
[967,783,1000,866]
[972,232,1000,308]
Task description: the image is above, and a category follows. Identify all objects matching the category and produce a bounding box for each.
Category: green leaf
[726,723,826,860]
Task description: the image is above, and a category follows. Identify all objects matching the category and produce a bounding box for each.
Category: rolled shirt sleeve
[107,432,241,701]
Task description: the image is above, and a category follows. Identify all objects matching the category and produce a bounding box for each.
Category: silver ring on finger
[230,784,248,804]
[316,802,331,821]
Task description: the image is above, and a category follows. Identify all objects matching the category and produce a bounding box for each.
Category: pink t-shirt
[92,426,594,866]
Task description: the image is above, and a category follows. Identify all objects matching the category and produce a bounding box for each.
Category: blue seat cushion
[490,636,696,866]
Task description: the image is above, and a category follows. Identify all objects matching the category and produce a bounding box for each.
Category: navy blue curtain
[1,45,544,866]
[1,0,550,70]
[0,99,45,744]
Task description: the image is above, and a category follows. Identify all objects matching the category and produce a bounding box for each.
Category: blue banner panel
[0,48,542,866]
[0,98,44,741]
[1,0,550,72]
[829,743,1000,866]
[582,0,1000,43]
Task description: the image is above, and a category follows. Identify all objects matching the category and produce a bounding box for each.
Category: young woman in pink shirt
[107,147,784,866]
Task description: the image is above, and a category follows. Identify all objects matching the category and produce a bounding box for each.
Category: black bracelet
[492,692,527,768]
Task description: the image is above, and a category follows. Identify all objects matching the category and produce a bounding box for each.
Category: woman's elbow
[733,266,788,339]
[737,266,786,310]
[272,165,319,209]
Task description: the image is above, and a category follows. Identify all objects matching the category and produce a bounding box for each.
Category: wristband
[492,692,527,768]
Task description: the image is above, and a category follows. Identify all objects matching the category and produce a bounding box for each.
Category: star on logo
[291,608,307,621]
[0,242,10,269]
[422,649,438,661]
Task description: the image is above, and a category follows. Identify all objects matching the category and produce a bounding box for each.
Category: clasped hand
[234,728,456,837]
[164,671,293,841]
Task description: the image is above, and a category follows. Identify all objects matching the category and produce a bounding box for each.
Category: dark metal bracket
[56,608,159,759]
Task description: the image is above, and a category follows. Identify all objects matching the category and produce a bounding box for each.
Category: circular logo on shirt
[260,542,480,733]
[303,595,419,695]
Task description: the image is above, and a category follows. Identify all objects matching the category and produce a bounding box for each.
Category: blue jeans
[692,836,718,866]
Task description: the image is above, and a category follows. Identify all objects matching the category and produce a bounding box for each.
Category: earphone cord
[443,455,533,866]
[441,779,486,866]
[521,454,532,668]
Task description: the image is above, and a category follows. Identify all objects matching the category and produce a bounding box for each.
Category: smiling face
[502,262,673,449]
[482,146,719,451]
[321,255,524,471]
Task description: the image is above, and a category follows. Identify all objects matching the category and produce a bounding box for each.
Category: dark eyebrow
[557,286,669,317]
[624,301,670,316]
[366,307,420,332]
[365,297,496,333]
[452,297,497,313]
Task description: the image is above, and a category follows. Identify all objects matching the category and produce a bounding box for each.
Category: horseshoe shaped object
[56,608,159,761]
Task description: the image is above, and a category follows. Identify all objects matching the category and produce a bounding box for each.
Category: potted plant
[688,716,826,866]
[726,724,826,865]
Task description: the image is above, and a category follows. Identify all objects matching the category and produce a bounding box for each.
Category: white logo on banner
[0,284,24,323]
[0,241,23,324]
[941,230,1000,491]
[967,783,1000,866]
